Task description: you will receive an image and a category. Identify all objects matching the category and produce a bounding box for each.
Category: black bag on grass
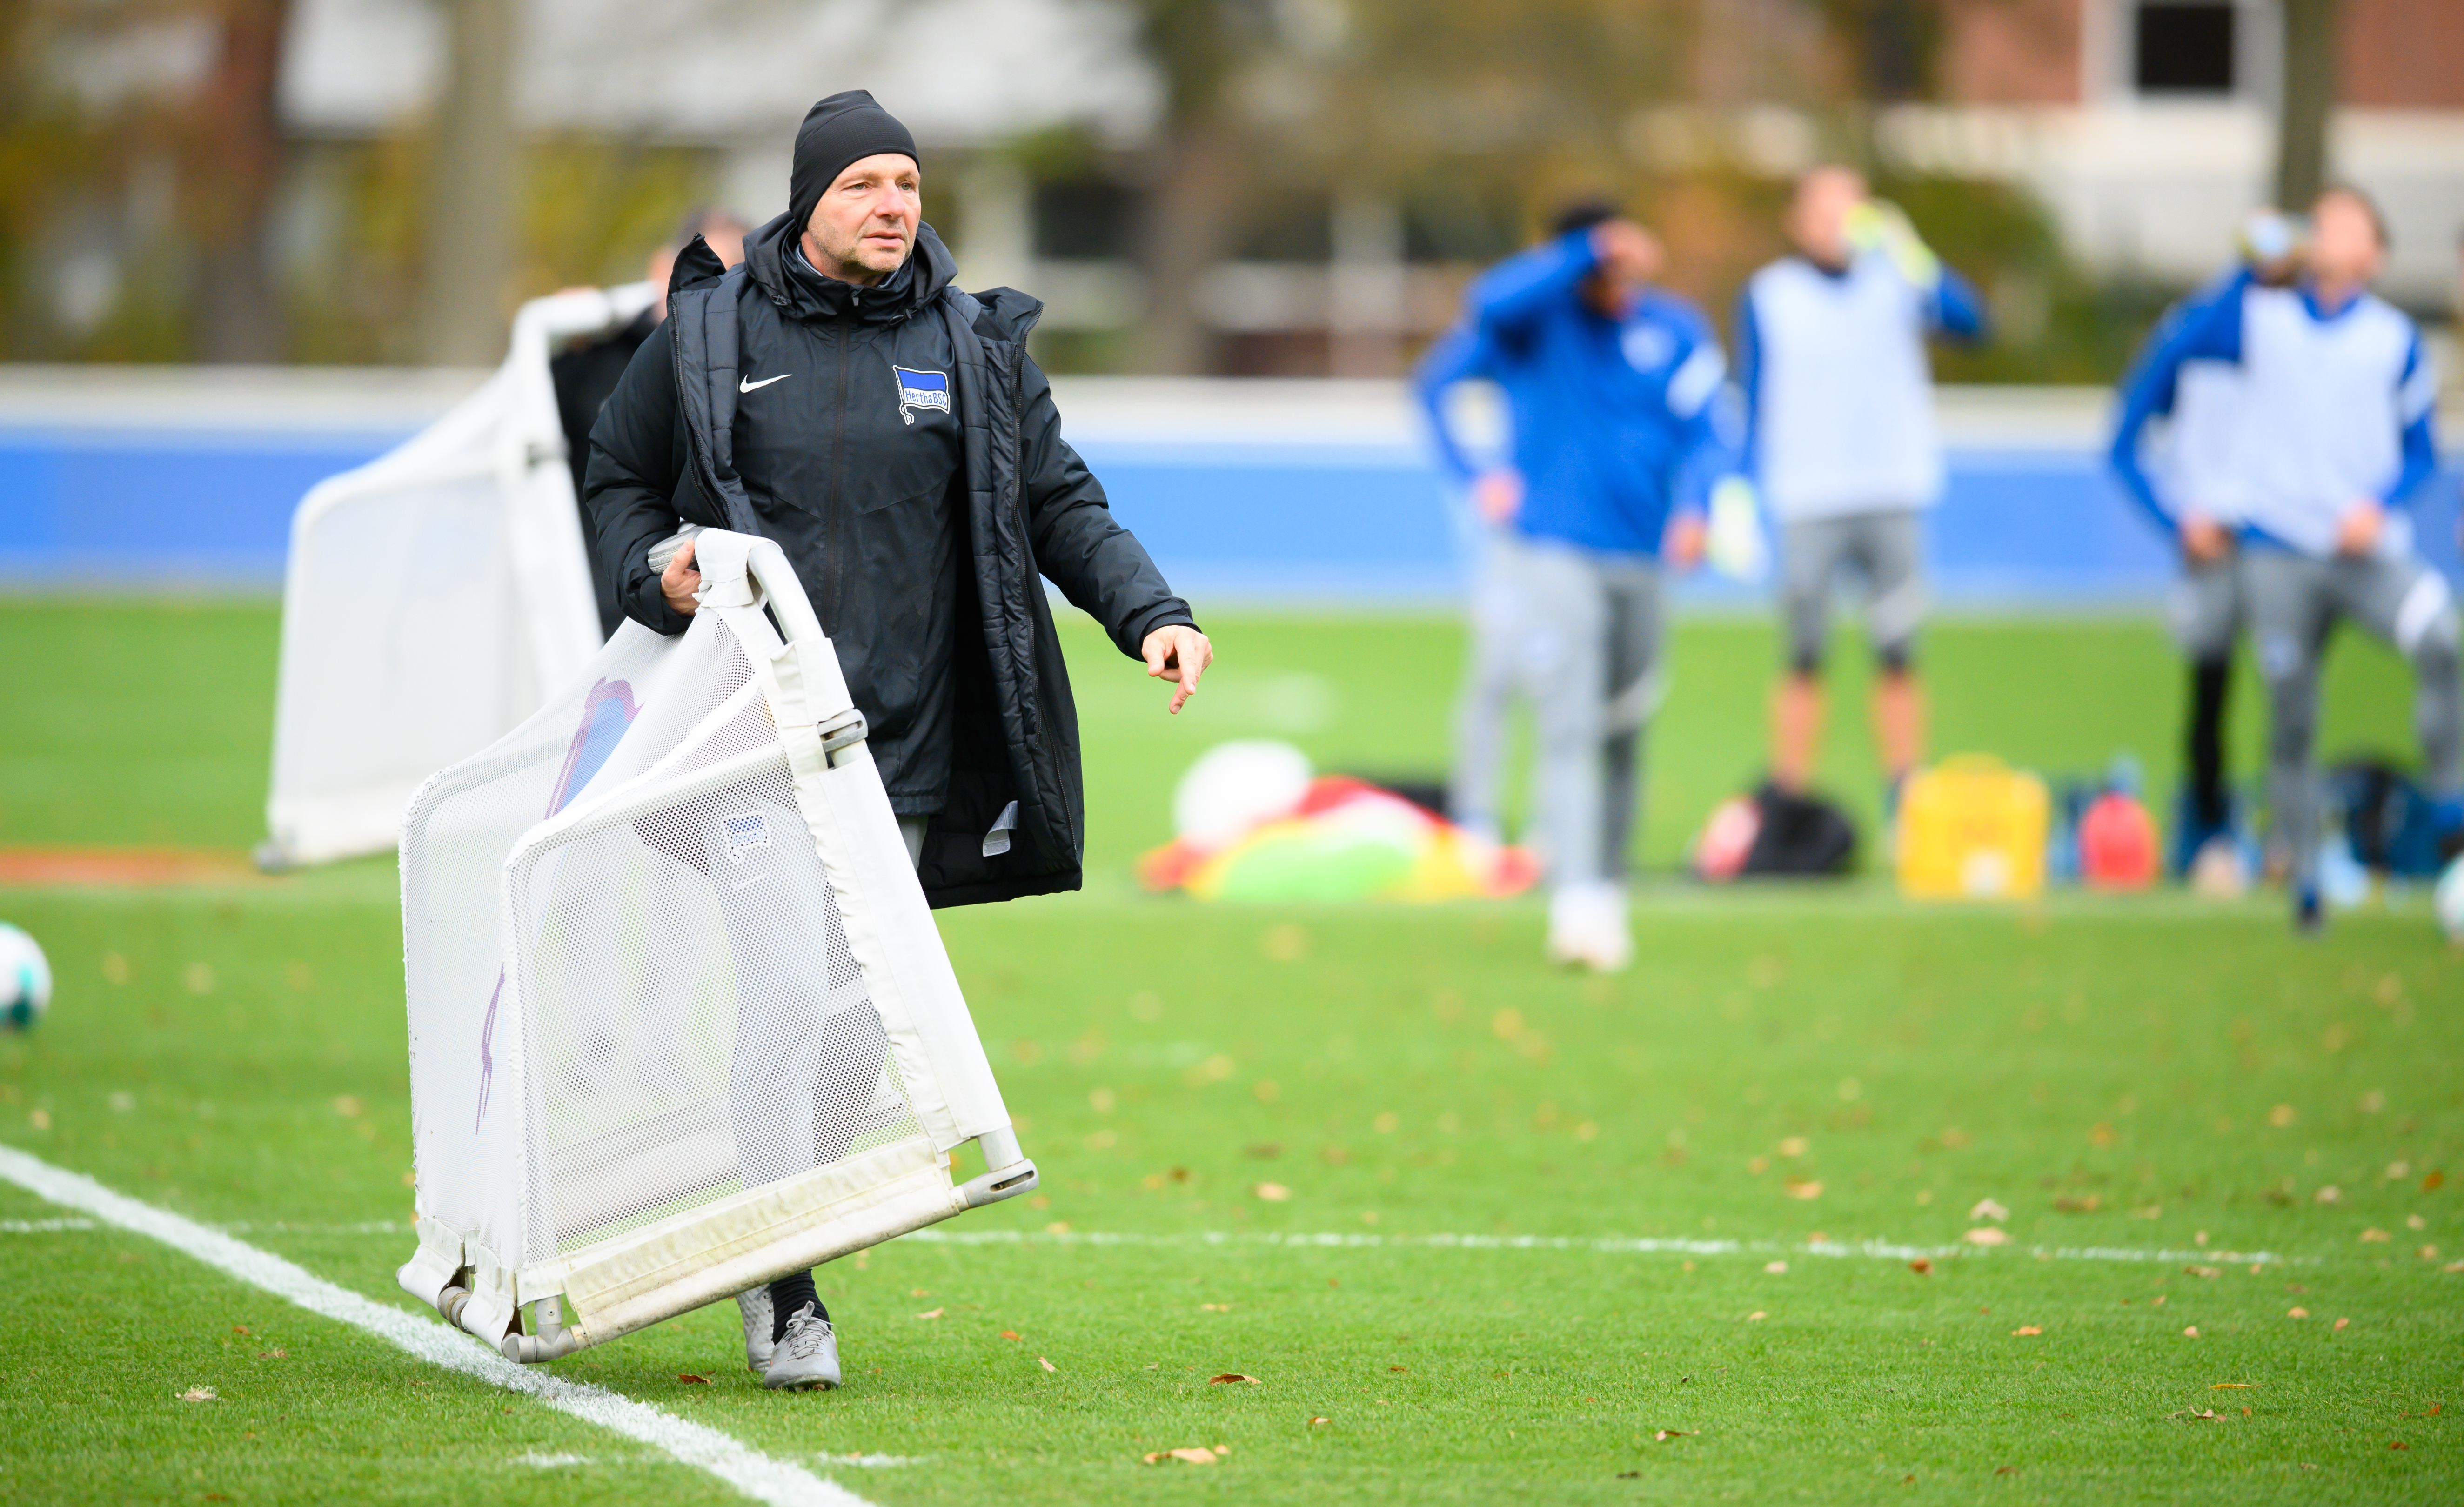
[1742,782,1858,877]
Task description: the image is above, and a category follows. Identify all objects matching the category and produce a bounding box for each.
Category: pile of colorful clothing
[1138,742,1537,903]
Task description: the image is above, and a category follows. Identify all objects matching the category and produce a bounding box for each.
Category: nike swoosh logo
[739,373,791,393]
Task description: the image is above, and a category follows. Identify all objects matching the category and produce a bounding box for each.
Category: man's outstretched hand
[1142,624,1214,714]
[660,536,703,617]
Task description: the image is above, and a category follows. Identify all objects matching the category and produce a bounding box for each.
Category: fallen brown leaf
[1000,1330,1020,1340]
[1744,1310,1766,1321]
[1038,1356,1057,1372]
[178,1386,217,1402]
[2333,1317,2350,1332]
[915,1307,945,1319]
[2211,1382,2253,1390]
[1199,1303,1233,1312]
[1964,1227,2009,1246]
[2287,1307,2309,1319]
[1309,1416,1329,1426]
[2011,1326,2042,1336]
[2360,1228,2391,1243]
[2185,1265,2220,1279]
[2425,1170,2446,1192]
[1908,1258,1932,1275]
[1764,1260,1789,1274]
[2390,1440,2408,1451]
[1654,1429,1694,1442]
[2183,1326,2200,1338]
[1995,1465,2018,1474]
[2169,1408,2220,1422]
[1783,1178,1823,1200]
[231,1326,249,1336]
[677,1373,710,1385]
[1970,1198,2009,1222]
[1144,1447,1219,1465]
[1209,1373,1261,1385]
[1252,1182,1292,1203]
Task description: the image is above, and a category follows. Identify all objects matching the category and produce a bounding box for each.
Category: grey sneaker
[763,1302,841,1391]
[736,1287,774,1374]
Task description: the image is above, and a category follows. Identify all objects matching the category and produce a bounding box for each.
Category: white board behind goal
[261,285,656,869]
[394,531,1037,1361]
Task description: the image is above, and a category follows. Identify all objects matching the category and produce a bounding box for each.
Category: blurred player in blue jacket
[2110,186,2458,931]
[1436,198,1734,970]
[2106,210,2303,890]
[1413,318,1539,857]
[1735,167,1985,813]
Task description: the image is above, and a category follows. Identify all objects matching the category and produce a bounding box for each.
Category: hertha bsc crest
[893,366,950,426]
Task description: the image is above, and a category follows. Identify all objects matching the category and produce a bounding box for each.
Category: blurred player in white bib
[1733,167,1986,821]
[2107,210,2304,892]
[2109,186,2458,931]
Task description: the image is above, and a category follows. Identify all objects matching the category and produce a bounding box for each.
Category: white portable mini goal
[395,530,1037,1362]
[261,284,656,870]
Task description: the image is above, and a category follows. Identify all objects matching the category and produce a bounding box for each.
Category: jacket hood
[741,212,956,325]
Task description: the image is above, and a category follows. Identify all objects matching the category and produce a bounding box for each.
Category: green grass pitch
[0,598,2457,1504]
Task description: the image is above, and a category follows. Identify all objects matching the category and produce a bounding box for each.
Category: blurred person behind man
[2109,185,2457,931]
[1454,197,1731,971]
[1734,167,1985,818]
[2107,209,2304,891]
[551,208,749,635]
[1414,317,1540,854]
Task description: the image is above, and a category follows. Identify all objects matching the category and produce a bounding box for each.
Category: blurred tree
[1801,0,1943,165]
[2273,0,2336,211]
[1310,0,1694,224]
[1123,0,1262,374]
[187,0,290,362]
[418,0,516,365]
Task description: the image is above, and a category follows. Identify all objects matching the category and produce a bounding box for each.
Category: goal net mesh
[397,536,1021,1354]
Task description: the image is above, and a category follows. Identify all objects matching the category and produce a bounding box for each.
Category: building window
[2134,2,2237,94]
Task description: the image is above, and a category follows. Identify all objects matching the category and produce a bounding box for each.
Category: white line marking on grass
[6,1209,2318,1272]
[900,1227,2306,1268]
[0,1144,872,1507]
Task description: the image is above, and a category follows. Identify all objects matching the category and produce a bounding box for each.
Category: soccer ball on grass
[0,922,52,1031]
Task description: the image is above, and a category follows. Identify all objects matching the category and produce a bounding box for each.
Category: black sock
[2187,659,2230,831]
[767,1271,824,1341]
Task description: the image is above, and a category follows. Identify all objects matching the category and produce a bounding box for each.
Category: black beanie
[787,90,919,230]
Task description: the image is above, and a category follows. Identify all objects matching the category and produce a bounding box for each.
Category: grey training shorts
[1778,509,1925,672]
[2166,552,2242,664]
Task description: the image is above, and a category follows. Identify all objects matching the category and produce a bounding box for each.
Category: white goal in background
[394,529,1038,1362]
[259,284,656,870]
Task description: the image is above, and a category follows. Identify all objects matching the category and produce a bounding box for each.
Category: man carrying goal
[583,90,1211,1389]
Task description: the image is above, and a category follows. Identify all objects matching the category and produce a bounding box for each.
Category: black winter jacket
[581,215,1195,906]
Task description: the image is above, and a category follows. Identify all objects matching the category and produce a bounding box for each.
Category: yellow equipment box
[1895,756,2049,900]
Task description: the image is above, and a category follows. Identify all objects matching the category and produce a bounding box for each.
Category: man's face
[1787,167,1865,267]
[2306,193,2384,289]
[803,154,922,284]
